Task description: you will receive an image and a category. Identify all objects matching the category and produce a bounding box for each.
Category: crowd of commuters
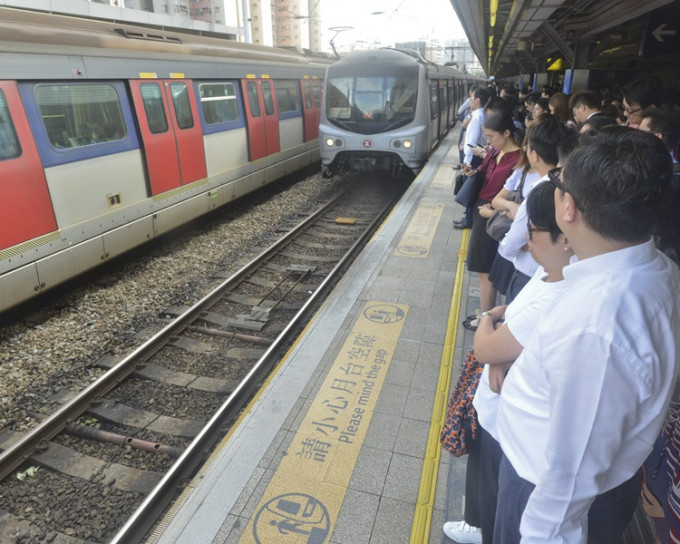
[444,77,680,544]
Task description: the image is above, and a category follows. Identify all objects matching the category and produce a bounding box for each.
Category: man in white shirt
[498,116,573,302]
[494,127,680,543]
[454,87,490,229]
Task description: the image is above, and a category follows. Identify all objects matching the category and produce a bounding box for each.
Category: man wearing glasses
[494,127,680,544]
[621,77,665,128]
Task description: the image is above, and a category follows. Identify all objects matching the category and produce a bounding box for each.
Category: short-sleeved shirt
[473,267,569,439]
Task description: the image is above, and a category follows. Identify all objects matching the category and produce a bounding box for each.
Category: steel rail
[0,187,351,483]
[109,188,401,544]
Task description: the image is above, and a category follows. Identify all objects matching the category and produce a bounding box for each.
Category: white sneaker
[443,520,482,544]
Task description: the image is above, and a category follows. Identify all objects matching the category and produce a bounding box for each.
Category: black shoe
[453,220,472,230]
[462,314,479,331]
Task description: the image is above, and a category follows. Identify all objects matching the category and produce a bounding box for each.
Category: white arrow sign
[652,23,677,42]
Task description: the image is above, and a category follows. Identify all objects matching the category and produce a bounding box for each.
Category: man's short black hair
[484,96,512,116]
[562,126,673,242]
[527,114,572,166]
[622,78,665,109]
[641,106,680,153]
[473,87,491,108]
[526,180,562,243]
[569,91,600,111]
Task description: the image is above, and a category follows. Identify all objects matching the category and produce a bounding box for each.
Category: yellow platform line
[410,228,470,543]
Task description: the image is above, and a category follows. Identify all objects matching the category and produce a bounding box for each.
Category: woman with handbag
[459,111,521,316]
[443,180,574,544]
[483,136,542,300]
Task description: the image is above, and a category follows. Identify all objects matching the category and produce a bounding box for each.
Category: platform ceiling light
[489,0,498,27]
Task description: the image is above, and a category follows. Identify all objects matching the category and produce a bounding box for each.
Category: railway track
[0,176,406,543]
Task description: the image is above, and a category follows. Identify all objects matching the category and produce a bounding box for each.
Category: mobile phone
[467,143,476,148]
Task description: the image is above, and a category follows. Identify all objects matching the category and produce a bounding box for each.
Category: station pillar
[563,69,590,94]
[533,72,548,92]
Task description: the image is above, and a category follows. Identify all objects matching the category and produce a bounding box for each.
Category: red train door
[0,81,57,250]
[241,78,280,161]
[312,79,322,137]
[301,79,317,142]
[130,79,206,195]
[261,79,280,155]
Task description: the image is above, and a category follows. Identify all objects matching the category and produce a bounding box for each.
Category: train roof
[327,48,470,79]
[0,6,330,67]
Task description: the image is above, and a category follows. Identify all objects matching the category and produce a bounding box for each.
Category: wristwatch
[480,311,493,319]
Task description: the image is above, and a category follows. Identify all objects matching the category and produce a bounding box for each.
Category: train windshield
[326,76,418,134]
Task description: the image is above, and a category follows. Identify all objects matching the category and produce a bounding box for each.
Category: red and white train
[0,7,328,314]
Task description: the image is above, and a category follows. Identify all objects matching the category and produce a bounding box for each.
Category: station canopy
[449,0,680,77]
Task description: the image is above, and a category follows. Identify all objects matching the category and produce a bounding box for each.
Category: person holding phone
[455,88,491,230]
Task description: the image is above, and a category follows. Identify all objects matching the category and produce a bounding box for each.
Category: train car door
[0,81,57,250]
[130,79,206,195]
[241,79,280,161]
[165,79,207,183]
[312,79,322,137]
[301,79,318,141]
[261,79,280,155]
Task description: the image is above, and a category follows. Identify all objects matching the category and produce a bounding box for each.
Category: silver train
[319,48,479,178]
[0,7,329,314]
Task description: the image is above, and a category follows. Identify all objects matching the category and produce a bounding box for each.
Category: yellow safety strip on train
[138,72,158,79]
[239,301,409,544]
[410,229,470,544]
[430,164,455,190]
[394,202,444,258]
[169,72,185,78]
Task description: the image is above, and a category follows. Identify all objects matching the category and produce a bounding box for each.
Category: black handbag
[485,169,529,242]
[454,171,484,208]
[453,173,465,195]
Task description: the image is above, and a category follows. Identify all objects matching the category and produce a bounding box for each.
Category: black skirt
[467,198,500,273]
[489,254,516,295]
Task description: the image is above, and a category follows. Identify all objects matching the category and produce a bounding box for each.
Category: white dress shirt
[497,239,680,544]
[474,267,569,440]
[498,175,547,277]
[463,108,486,164]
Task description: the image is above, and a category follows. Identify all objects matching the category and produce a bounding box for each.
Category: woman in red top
[461,111,521,312]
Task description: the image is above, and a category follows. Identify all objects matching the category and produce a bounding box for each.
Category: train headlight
[325,138,343,148]
[393,140,401,148]
[402,139,413,149]
[326,137,336,147]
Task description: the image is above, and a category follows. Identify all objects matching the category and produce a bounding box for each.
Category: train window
[198,82,240,124]
[262,83,275,115]
[326,75,417,129]
[140,83,169,134]
[430,82,439,119]
[274,80,300,114]
[246,81,261,118]
[0,91,21,160]
[35,84,127,148]
[170,82,194,129]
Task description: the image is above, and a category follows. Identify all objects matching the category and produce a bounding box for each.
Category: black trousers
[493,454,643,544]
[464,426,504,544]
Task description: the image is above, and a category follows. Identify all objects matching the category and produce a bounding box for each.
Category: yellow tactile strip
[394,201,445,259]
[239,302,409,543]
[410,228,470,543]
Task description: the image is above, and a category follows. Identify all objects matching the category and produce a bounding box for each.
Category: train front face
[320,50,428,178]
